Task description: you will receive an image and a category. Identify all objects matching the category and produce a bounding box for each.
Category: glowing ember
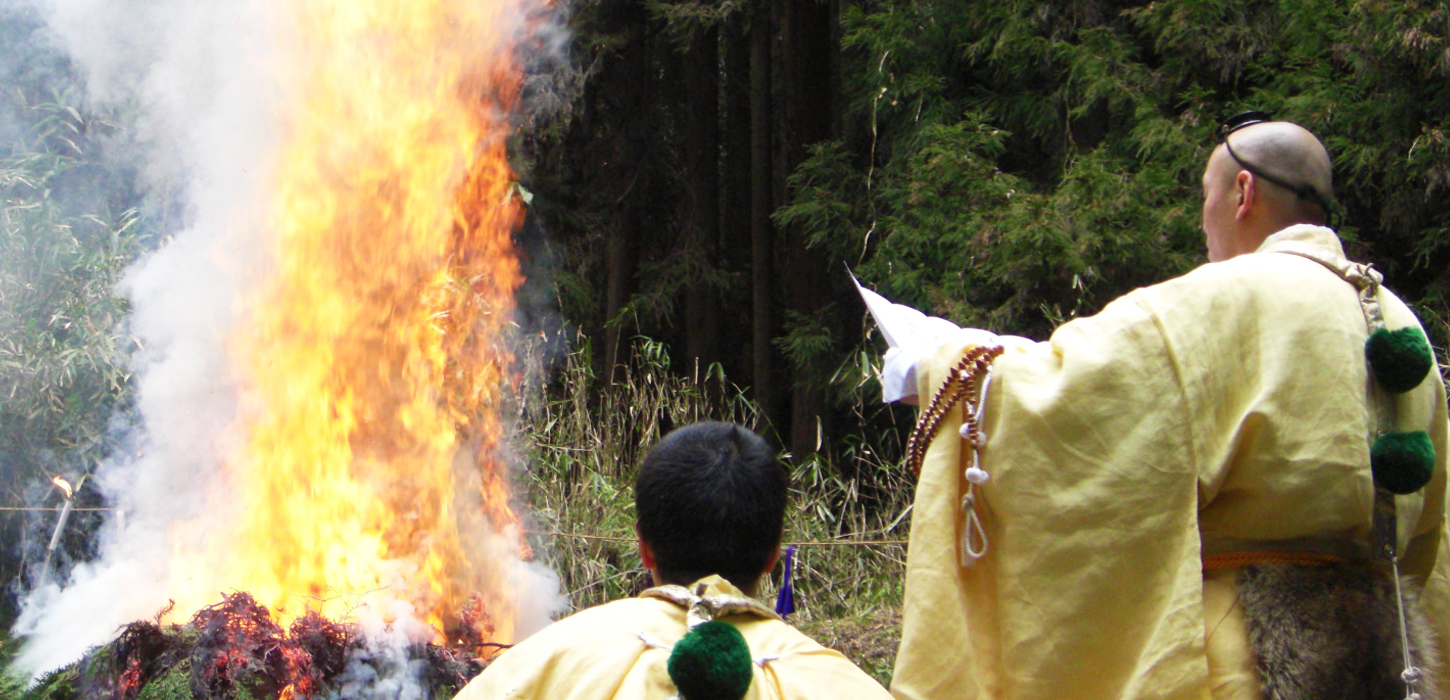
[165,0,536,645]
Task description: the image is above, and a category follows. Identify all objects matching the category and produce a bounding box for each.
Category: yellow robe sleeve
[1424,511,1450,680]
[1393,325,1450,680]
[891,290,1208,700]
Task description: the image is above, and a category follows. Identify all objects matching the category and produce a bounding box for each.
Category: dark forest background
[524,0,1450,461]
[3,0,1449,629]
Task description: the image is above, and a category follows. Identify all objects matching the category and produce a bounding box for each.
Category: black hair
[635,422,788,592]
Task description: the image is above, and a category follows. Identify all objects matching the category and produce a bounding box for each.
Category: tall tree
[681,25,721,368]
[774,0,841,458]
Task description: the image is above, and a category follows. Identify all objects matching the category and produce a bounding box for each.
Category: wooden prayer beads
[904,345,1005,476]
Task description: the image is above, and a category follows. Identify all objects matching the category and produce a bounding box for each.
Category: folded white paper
[852,274,1033,402]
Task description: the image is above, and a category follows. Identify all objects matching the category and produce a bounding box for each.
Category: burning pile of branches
[13,593,486,699]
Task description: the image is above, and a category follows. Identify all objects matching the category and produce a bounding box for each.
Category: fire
[51,476,74,500]
[166,0,537,644]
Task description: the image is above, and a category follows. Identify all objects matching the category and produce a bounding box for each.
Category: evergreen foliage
[0,96,139,460]
[538,0,1449,467]
[0,88,146,626]
[134,663,194,700]
[783,0,1449,347]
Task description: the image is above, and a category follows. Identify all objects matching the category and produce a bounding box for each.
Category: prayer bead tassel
[960,488,988,567]
[904,345,1003,567]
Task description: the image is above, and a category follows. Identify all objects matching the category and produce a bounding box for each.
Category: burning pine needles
[8,593,487,699]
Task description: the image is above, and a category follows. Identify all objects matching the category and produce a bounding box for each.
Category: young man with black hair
[453,421,893,700]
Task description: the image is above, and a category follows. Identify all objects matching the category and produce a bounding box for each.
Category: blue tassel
[774,545,796,617]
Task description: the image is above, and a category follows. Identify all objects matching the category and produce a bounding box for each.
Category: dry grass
[511,335,909,686]
[796,607,903,683]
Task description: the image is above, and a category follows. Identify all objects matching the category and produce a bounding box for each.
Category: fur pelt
[1238,562,1442,700]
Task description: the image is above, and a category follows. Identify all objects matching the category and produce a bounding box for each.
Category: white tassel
[959,366,994,566]
[960,488,988,566]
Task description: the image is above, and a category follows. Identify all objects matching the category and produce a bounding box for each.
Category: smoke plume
[8,0,568,678]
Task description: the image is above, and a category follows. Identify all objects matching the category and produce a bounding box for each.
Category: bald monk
[1202,118,1335,262]
[886,114,1449,700]
[454,422,894,700]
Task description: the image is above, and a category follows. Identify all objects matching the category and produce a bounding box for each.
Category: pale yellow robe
[891,225,1450,700]
[454,575,894,699]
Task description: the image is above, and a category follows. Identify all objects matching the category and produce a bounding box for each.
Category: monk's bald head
[1201,121,1335,261]
[1218,121,1333,223]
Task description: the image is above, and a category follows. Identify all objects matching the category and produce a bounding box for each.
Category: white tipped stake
[39,476,80,589]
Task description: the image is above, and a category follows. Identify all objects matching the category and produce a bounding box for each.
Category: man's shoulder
[1187,247,1335,287]
[1134,245,1352,315]
[452,597,665,700]
[736,618,895,697]
[487,597,664,668]
[517,596,656,644]
[1173,225,1356,292]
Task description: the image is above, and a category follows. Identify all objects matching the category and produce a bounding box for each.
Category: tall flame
[167,0,534,642]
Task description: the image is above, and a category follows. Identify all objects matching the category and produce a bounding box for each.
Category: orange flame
[167,0,535,644]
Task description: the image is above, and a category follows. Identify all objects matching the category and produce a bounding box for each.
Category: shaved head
[1201,121,1335,261]
[1222,122,1333,220]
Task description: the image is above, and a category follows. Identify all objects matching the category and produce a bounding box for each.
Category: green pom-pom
[667,621,754,700]
[1365,327,1434,393]
[1371,431,1436,495]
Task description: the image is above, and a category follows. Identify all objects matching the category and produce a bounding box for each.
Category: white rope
[637,630,671,652]
[1390,556,1424,700]
[959,365,994,567]
[960,489,988,567]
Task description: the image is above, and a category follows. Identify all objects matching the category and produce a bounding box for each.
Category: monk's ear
[1235,170,1255,219]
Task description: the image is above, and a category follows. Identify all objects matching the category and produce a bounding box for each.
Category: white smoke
[11,0,275,675]
[332,600,435,700]
[10,0,569,679]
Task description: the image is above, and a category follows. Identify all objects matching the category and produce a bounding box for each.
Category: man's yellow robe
[891,225,1450,700]
[454,575,894,699]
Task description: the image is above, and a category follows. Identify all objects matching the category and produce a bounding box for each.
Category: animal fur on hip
[1238,562,1442,700]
